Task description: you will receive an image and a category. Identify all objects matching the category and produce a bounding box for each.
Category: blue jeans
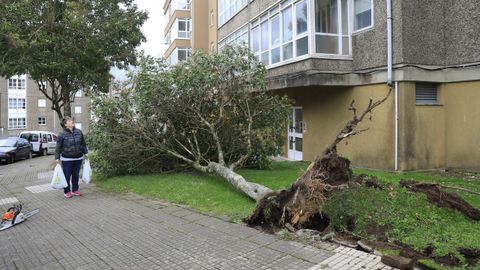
[62,160,83,194]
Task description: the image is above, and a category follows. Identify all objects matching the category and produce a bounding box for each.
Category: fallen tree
[90,46,291,201]
[247,88,392,230]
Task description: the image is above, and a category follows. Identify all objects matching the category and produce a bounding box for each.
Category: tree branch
[193,110,225,166]
[230,99,253,170]
[323,87,392,156]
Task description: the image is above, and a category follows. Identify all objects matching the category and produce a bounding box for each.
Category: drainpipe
[386,0,398,171]
[387,0,393,86]
[394,81,399,171]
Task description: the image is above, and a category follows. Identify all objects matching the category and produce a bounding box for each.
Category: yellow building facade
[163,0,218,64]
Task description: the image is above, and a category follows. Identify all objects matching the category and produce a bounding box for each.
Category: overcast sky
[110,0,166,81]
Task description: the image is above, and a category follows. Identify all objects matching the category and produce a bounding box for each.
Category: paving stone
[0,156,398,269]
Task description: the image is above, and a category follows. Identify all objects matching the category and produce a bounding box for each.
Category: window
[271,15,281,64]
[8,79,17,89]
[75,123,82,130]
[38,117,46,125]
[219,25,249,50]
[8,98,26,109]
[178,48,191,61]
[38,99,46,107]
[219,0,248,26]
[178,18,191,38]
[7,77,26,90]
[315,0,349,55]
[282,6,293,60]
[167,47,192,65]
[416,83,438,105]
[165,31,171,46]
[75,106,82,114]
[250,0,311,66]
[210,10,215,27]
[39,81,47,90]
[177,0,191,10]
[8,98,15,109]
[8,118,26,130]
[354,0,373,31]
[295,0,308,57]
[260,19,269,64]
[18,78,26,89]
[167,5,172,19]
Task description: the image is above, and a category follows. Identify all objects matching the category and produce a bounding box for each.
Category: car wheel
[40,148,46,156]
[9,155,15,164]
[28,151,32,159]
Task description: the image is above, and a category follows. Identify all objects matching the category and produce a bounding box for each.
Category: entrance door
[288,107,303,160]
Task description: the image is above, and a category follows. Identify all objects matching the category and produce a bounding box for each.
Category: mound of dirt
[355,174,383,189]
[400,180,480,220]
[459,248,480,266]
[365,223,390,242]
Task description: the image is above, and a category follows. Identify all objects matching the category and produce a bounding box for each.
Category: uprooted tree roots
[247,88,392,230]
[246,151,351,231]
[245,88,480,268]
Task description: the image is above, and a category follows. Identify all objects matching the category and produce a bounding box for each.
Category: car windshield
[20,133,38,141]
[0,139,16,147]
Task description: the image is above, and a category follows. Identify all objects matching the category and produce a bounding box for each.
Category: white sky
[135,0,167,58]
[110,0,166,81]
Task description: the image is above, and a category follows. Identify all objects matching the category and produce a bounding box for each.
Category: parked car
[0,137,33,164]
[19,131,57,156]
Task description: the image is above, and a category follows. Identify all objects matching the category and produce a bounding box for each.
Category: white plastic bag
[82,159,92,184]
[51,164,68,189]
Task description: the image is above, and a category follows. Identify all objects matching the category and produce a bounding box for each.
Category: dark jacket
[55,127,88,160]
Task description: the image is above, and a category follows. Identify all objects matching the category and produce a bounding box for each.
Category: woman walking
[55,117,88,198]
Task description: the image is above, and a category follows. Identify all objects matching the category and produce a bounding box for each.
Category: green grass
[97,162,480,269]
[418,259,453,270]
[96,162,308,222]
[331,169,480,270]
[324,186,480,256]
[354,168,480,209]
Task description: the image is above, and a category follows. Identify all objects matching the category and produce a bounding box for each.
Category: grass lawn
[97,162,480,269]
[96,162,309,222]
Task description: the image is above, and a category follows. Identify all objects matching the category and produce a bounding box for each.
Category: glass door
[288,107,304,160]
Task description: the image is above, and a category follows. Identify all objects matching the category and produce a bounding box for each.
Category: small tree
[0,0,147,119]
[90,46,291,200]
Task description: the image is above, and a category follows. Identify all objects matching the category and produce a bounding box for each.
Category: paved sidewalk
[0,156,396,270]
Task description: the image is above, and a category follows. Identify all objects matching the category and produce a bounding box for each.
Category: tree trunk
[63,99,72,117]
[59,79,72,118]
[207,162,272,201]
[53,105,63,122]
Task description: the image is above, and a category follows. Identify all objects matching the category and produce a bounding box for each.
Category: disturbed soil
[400,179,480,220]
[432,169,480,182]
[248,171,480,269]
[245,90,479,268]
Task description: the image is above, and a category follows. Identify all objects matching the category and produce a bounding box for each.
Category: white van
[19,131,57,156]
